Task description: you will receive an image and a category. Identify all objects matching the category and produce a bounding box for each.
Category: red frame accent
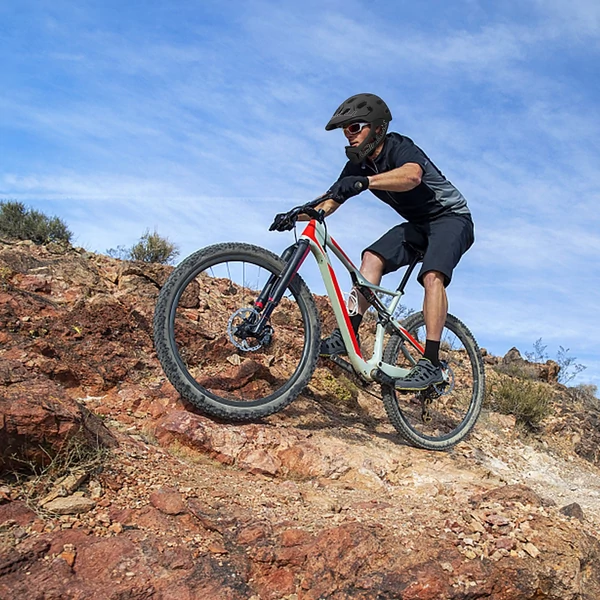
[300,220,321,250]
[301,220,361,357]
[327,265,362,357]
[398,327,425,354]
[329,236,358,270]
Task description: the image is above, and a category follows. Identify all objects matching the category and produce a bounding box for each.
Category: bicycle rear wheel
[381,312,485,450]
[153,242,321,420]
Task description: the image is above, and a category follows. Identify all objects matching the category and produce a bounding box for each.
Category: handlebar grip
[301,207,326,222]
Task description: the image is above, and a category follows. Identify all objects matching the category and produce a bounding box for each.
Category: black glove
[269,212,296,232]
[326,176,369,203]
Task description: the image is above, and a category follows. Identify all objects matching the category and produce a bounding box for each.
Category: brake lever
[270,195,329,232]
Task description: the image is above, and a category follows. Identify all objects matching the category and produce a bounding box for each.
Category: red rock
[280,528,312,547]
[0,377,116,472]
[470,484,548,508]
[496,536,517,551]
[149,488,187,515]
[0,501,37,526]
[254,567,296,598]
[237,447,281,476]
[485,514,511,527]
[1,241,600,600]
[236,524,270,545]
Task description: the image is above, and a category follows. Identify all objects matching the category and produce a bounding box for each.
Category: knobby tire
[381,312,485,450]
[153,243,321,421]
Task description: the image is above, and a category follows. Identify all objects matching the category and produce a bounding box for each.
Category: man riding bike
[298,93,474,391]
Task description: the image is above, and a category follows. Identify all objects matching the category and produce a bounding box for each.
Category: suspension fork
[251,239,311,334]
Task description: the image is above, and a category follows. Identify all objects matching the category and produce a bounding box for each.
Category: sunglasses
[343,122,370,135]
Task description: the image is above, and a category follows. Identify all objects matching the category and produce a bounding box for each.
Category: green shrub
[106,229,179,264]
[489,378,553,430]
[0,200,72,245]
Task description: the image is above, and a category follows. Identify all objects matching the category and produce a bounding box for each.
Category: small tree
[106,229,179,264]
[0,200,72,245]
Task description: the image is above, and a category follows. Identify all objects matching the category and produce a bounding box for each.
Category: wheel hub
[227,307,273,352]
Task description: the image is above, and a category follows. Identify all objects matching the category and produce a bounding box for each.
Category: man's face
[343,122,371,147]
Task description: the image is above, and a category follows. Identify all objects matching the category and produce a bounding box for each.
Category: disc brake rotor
[227,307,271,352]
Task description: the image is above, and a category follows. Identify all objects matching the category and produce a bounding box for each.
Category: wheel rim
[167,253,312,408]
[392,318,481,443]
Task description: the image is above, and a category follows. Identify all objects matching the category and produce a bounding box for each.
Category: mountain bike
[153,198,485,450]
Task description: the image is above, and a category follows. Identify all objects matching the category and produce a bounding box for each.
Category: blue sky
[2,0,599,389]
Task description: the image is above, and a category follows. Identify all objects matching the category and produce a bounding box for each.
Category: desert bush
[524,338,586,384]
[488,378,553,430]
[106,229,179,264]
[0,200,72,245]
[7,431,109,504]
[568,383,599,410]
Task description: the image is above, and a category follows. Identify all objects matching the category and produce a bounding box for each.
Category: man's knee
[422,270,446,289]
[361,250,385,271]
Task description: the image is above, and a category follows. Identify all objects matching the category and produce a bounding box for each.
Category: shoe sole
[395,379,444,391]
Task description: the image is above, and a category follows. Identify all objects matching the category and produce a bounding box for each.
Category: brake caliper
[227,307,273,351]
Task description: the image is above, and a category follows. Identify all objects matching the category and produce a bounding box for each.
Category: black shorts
[363,214,474,286]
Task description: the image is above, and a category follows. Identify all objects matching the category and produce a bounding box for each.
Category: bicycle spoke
[170,256,311,405]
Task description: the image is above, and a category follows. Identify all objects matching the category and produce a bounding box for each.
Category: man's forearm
[367,163,423,192]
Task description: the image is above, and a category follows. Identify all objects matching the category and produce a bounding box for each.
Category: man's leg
[422,270,447,366]
[357,251,386,315]
[394,270,446,387]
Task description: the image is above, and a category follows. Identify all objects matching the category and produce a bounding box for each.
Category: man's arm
[297,198,341,221]
[367,162,423,192]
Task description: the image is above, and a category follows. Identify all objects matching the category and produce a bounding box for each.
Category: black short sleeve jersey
[335,132,470,223]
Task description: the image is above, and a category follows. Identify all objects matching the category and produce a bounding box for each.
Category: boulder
[0,377,117,473]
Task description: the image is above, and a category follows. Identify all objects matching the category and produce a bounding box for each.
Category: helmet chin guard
[345,120,389,164]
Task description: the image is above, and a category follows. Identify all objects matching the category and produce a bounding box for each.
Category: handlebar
[269,194,330,232]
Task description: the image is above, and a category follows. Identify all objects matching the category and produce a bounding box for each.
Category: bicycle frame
[297,218,425,382]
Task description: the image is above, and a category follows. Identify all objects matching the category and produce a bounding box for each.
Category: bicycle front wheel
[381,312,485,450]
[153,243,321,421]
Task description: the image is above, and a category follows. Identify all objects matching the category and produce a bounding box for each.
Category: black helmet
[325,93,392,164]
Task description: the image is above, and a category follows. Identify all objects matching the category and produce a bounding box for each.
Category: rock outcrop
[1,239,600,599]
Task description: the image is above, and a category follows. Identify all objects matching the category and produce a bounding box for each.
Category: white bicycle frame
[299,219,425,382]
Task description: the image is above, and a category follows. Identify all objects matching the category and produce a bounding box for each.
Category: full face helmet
[325,93,392,164]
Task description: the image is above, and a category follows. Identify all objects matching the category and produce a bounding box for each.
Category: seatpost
[396,252,424,294]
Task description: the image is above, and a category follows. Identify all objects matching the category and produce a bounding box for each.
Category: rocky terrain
[1,239,600,600]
